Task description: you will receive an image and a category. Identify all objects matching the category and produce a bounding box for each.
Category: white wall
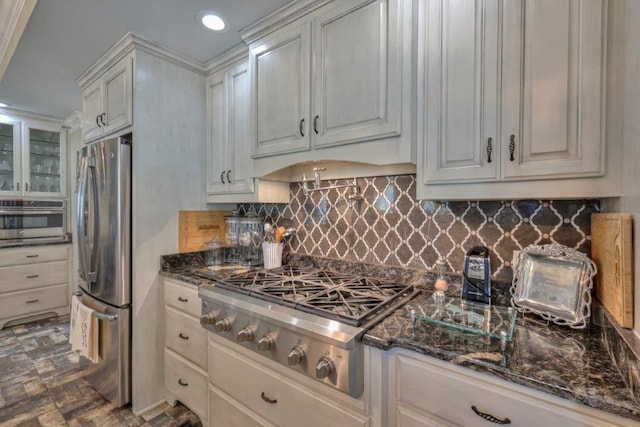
[131,50,206,414]
[619,0,640,336]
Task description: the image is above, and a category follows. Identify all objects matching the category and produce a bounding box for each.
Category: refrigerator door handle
[77,157,100,284]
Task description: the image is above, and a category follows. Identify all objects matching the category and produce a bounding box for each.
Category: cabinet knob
[287,345,306,366]
[237,326,255,343]
[315,356,334,379]
[486,137,493,163]
[214,317,232,332]
[509,135,515,162]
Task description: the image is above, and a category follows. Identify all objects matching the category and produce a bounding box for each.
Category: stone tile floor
[0,315,202,426]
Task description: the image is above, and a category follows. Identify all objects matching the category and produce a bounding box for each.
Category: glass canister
[224,212,242,264]
[239,214,264,267]
[204,236,224,266]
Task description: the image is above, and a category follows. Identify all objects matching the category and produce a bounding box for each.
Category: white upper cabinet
[245,0,414,175]
[418,0,610,200]
[206,48,290,204]
[0,114,66,198]
[81,54,133,142]
[312,0,402,148]
[207,56,255,196]
[251,21,311,158]
[501,0,606,179]
[423,0,501,183]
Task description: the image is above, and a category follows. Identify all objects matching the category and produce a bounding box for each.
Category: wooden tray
[178,210,231,253]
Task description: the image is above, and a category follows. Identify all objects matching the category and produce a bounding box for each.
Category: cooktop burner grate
[213,266,414,326]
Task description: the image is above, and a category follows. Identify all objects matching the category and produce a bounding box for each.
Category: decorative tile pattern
[0,316,201,426]
[241,174,599,282]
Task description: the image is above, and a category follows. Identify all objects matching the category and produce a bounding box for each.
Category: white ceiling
[0,0,292,118]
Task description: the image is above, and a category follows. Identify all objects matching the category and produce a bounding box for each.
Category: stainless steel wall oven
[0,200,68,246]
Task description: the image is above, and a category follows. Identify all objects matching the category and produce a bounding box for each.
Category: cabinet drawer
[164,349,207,420]
[209,341,368,427]
[0,260,68,293]
[165,306,207,370]
[0,245,68,267]
[396,353,625,427]
[0,284,68,320]
[209,384,273,427]
[164,279,200,317]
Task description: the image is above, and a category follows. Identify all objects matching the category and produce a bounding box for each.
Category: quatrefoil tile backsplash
[240,174,599,282]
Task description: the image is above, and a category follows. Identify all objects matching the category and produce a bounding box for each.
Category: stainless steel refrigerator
[76,136,131,407]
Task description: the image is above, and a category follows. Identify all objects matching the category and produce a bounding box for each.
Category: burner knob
[257,334,276,351]
[287,346,306,366]
[315,356,335,379]
[237,326,255,343]
[214,318,232,332]
[199,312,217,326]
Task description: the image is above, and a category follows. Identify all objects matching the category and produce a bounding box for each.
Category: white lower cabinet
[208,337,369,427]
[209,385,273,427]
[163,279,208,424]
[0,244,70,329]
[388,349,637,427]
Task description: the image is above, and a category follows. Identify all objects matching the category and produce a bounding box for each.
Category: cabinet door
[0,117,21,195]
[422,0,500,183]
[250,22,311,158]
[502,0,606,179]
[227,60,254,194]
[206,68,228,195]
[102,55,133,136]
[312,0,402,149]
[82,79,103,142]
[24,124,66,197]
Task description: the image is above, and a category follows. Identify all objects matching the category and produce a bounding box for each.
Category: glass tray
[411,295,518,342]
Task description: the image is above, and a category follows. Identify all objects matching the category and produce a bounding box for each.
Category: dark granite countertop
[364,289,640,422]
[160,251,640,423]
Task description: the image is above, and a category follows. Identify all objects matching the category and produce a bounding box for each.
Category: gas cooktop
[206,266,415,327]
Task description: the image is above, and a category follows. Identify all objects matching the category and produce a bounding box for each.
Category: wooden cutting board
[591,213,634,328]
[178,210,231,253]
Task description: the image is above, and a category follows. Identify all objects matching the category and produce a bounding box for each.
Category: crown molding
[204,44,248,75]
[0,0,36,81]
[240,0,331,45]
[0,106,62,124]
[63,110,82,132]
[77,32,205,88]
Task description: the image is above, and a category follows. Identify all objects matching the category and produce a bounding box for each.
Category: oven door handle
[0,209,64,215]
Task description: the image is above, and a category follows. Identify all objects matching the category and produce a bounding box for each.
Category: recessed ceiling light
[197,10,228,32]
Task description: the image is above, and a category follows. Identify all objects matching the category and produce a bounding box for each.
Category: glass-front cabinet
[0,117,20,194]
[26,126,64,195]
[0,115,66,198]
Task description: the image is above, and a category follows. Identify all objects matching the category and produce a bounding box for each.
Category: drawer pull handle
[177,297,188,302]
[178,379,188,387]
[26,255,39,258]
[26,275,39,279]
[261,392,277,404]
[26,299,39,304]
[178,333,189,340]
[471,406,511,424]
